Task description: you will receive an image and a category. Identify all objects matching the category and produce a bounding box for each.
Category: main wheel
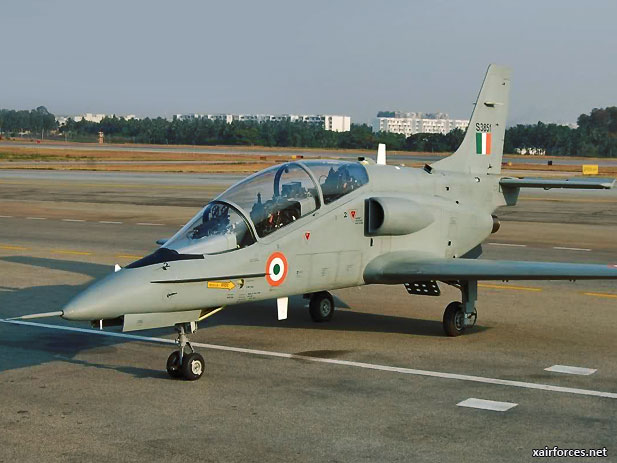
[309,291,335,322]
[442,301,466,337]
[166,351,183,378]
[182,352,205,381]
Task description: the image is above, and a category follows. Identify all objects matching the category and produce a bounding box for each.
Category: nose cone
[62,272,122,321]
[62,268,159,321]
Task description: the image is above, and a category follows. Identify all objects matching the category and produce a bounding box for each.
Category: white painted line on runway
[2,319,617,399]
[136,222,165,226]
[487,243,527,247]
[0,215,13,218]
[545,365,597,376]
[99,221,123,224]
[553,247,591,252]
[457,398,517,412]
[26,217,46,220]
[62,219,86,222]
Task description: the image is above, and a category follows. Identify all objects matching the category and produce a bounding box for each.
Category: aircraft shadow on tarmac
[0,256,487,377]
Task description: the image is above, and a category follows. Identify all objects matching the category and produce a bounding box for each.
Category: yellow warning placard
[582,165,599,175]
[207,281,236,290]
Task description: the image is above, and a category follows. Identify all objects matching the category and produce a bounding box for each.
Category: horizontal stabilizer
[500,177,615,190]
[364,252,617,284]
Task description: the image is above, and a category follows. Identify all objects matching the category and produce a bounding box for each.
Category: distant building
[172,113,351,132]
[58,113,139,125]
[373,111,469,136]
[72,113,107,123]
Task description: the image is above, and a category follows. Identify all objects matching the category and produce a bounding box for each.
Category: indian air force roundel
[265,252,288,286]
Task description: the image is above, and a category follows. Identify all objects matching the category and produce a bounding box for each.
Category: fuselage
[62,161,509,322]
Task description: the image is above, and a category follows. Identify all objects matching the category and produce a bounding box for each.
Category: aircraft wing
[500,177,615,189]
[364,252,617,284]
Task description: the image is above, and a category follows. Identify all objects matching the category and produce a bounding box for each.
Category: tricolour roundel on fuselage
[265,252,288,286]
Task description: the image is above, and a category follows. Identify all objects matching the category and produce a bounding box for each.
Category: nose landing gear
[166,322,205,380]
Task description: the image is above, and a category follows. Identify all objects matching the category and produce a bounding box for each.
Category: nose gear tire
[182,352,205,381]
[166,351,183,378]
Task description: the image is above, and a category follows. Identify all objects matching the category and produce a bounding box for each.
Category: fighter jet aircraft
[14,64,617,380]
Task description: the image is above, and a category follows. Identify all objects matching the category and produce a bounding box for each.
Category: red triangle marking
[305,232,310,240]
[350,210,356,219]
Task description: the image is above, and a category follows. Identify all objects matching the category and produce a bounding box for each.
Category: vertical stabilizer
[431,64,511,174]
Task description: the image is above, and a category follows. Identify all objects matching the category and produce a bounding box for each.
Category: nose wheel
[166,322,205,381]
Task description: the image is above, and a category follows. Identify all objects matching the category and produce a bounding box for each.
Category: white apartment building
[173,113,351,132]
[59,114,138,124]
[73,113,107,123]
[373,111,469,137]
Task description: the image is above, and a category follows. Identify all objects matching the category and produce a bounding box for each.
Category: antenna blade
[277,297,288,320]
[377,143,386,165]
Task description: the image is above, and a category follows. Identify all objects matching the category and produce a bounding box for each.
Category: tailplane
[431,64,511,175]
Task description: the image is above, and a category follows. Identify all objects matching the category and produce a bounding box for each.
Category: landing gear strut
[442,280,477,337]
[166,322,204,380]
[307,291,335,322]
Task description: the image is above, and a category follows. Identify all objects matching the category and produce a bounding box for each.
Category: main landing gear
[306,291,335,322]
[442,280,478,337]
[166,322,205,381]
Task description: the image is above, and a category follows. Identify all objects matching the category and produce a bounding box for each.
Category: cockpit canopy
[220,162,319,238]
[163,160,368,255]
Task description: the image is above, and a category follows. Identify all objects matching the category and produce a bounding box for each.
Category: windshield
[302,160,369,204]
[218,163,319,238]
[164,201,255,254]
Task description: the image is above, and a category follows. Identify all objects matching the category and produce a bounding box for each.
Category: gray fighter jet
[15,65,617,380]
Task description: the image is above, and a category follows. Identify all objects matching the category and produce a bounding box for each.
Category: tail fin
[431,64,511,174]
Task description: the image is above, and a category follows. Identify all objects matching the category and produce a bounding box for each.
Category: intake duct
[366,197,434,236]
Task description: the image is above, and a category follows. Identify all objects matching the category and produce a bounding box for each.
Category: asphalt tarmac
[0,169,616,462]
[4,140,617,166]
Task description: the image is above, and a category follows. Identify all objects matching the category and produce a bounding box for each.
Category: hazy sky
[1,0,616,125]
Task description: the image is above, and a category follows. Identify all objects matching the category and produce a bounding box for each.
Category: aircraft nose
[62,273,120,321]
[62,268,159,321]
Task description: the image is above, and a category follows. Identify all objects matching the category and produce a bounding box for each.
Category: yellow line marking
[0,245,29,250]
[116,254,142,259]
[479,283,542,292]
[51,249,92,256]
[583,292,617,299]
